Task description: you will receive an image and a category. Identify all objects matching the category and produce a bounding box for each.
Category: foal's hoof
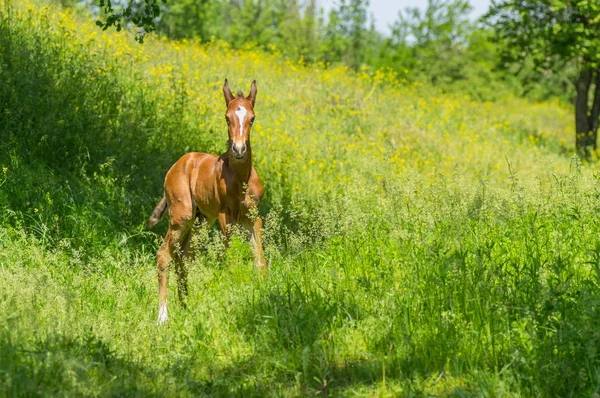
[256,259,268,272]
[157,303,168,325]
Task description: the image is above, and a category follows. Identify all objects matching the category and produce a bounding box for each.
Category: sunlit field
[2,1,600,396]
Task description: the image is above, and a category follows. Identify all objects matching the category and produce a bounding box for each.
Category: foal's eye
[225,116,230,124]
[250,117,255,125]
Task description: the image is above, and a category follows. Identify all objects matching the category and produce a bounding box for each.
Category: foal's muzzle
[231,142,247,159]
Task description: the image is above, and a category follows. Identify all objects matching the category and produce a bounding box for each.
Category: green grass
[1,0,600,396]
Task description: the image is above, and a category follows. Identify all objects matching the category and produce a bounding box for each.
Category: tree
[95,0,164,42]
[374,0,510,100]
[388,0,474,85]
[486,1,600,158]
[397,0,472,47]
[157,0,221,41]
[275,0,321,63]
[220,0,277,47]
[321,0,371,70]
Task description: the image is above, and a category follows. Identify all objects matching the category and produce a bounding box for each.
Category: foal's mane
[236,90,244,98]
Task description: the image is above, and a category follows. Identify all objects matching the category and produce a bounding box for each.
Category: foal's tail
[147,195,168,229]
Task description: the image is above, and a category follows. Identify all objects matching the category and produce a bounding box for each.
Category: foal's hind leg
[156,205,193,325]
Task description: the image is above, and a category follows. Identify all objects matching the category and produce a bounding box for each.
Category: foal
[147,79,266,325]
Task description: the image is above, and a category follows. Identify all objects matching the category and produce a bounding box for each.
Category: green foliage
[487,0,600,155]
[371,0,570,101]
[95,0,163,42]
[3,0,600,396]
[320,0,374,69]
[157,0,220,41]
[85,0,579,104]
[487,0,600,70]
[375,0,506,100]
[276,0,321,63]
[0,0,213,250]
[156,0,327,64]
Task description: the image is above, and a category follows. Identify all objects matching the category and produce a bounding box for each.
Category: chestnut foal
[147,79,266,325]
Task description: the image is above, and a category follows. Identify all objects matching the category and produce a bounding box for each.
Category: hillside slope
[1,1,599,396]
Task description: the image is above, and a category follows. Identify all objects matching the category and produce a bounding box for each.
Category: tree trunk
[576,68,592,158]
[587,71,600,153]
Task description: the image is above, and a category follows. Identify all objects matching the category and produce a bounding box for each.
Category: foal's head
[223,79,257,161]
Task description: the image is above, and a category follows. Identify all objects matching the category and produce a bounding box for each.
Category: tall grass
[1,0,599,396]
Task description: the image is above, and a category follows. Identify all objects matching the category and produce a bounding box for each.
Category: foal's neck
[227,147,252,183]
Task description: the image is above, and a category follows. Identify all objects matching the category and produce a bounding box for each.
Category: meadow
[2,0,600,396]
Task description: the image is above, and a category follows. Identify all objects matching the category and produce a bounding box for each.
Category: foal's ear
[246,80,257,107]
[223,79,234,106]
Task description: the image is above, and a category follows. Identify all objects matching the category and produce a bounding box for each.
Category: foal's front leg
[174,229,192,308]
[247,216,267,270]
[242,195,267,270]
[218,211,232,245]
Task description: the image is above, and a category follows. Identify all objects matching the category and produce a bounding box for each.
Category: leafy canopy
[95,0,164,42]
[486,0,600,70]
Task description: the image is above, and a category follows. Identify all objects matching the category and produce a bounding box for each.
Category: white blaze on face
[235,106,247,137]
